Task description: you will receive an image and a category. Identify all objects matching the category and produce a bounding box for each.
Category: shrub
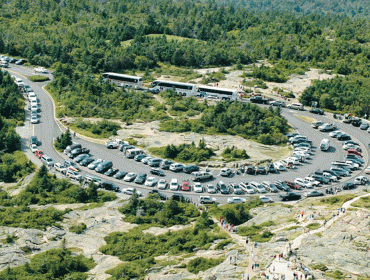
[0,151,35,183]
[215,239,233,250]
[310,263,328,271]
[69,223,87,234]
[54,129,72,152]
[2,234,17,244]
[187,257,225,274]
[221,146,249,161]
[29,75,50,82]
[70,119,120,138]
[306,223,320,230]
[238,222,275,242]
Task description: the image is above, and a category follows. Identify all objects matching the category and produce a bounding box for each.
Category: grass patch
[69,118,121,139]
[324,270,346,279]
[238,221,275,242]
[69,223,87,234]
[302,194,356,208]
[215,239,233,250]
[20,246,33,254]
[0,150,35,183]
[121,34,203,48]
[76,202,105,211]
[125,138,138,145]
[284,226,299,231]
[295,115,316,123]
[2,234,18,244]
[29,75,50,82]
[315,232,322,237]
[306,223,320,230]
[242,78,268,89]
[351,196,370,209]
[187,257,225,274]
[310,263,328,271]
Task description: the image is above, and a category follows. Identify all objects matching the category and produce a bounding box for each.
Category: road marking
[32,124,35,135]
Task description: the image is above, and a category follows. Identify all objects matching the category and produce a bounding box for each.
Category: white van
[287,103,304,111]
[126,148,144,159]
[320,139,330,151]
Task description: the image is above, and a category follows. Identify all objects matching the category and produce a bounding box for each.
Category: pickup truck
[106,139,128,149]
[250,96,269,104]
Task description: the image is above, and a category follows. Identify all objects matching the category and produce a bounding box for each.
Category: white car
[122,187,142,196]
[323,172,338,182]
[329,130,343,138]
[294,178,314,189]
[240,182,255,194]
[193,182,203,193]
[304,177,321,187]
[294,151,311,159]
[286,157,300,165]
[227,197,246,204]
[207,184,217,194]
[157,179,168,189]
[145,177,158,187]
[124,172,137,182]
[199,196,216,204]
[141,156,152,164]
[30,144,38,153]
[30,115,39,124]
[220,167,232,177]
[259,195,273,203]
[34,67,48,73]
[54,163,67,174]
[169,163,184,172]
[250,182,266,193]
[343,143,359,151]
[170,178,179,191]
[66,169,82,181]
[354,176,369,185]
[274,162,287,171]
[365,166,370,174]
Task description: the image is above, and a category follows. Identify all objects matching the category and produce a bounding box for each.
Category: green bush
[215,239,233,250]
[0,151,35,183]
[70,119,121,139]
[119,193,199,226]
[0,248,95,280]
[208,198,263,225]
[54,129,72,152]
[187,257,225,274]
[69,223,87,234]
[238,221,275,242]
[306,223,320,230]
[148,139,214,163]
[29,75,50,82]
[2,234,17,244]
[221,146,249,161]
[324,270,345,279]
[310,263,328,271]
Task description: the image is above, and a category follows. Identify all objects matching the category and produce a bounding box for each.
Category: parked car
[157,179,168,190]
[199,196,216,204]
[240,182,255,194]
[88,159,103,170]
[274,180,291,192]
[279,192,302,201]
[351,117,362,127]
[104,168,119,177]
[183,164,200,174]
[354,176,369,185]
[304,191,324,197]
[359,123,369,130]
[311,121,324,129]
[35,150,44,159]
[256,166,267,175]
[193,182,204,193]
[122,187,142,196]
[217,181,230,194]
[148,189,167,200]
[134,154,147,161]
[170,178,179,191]
[181,181,191,191]
[30,135,39,146]
[80,157,94,166]
[169,163,184,172]
[145,177,158,187]
[206,184,217,194]
[337,134,351,141]
[365,166,370,174]
[246,165,256,175]
[259,196,274,203]
[294,178,314,189]
[30,144,38,153]
[41,155,54,167]
[160,160,174,170]
[54,163,67,174]
[172,193,191,203]
[227,197,246,204]
[267,163,276,173]
[347,149,362,157]
[64,160,80,171]
[95,161,113,173]
[66,169,82,181]
[74,154,91,163]
[64,143,81,155]
[141,156,152,165]
[230,183,244,195]
[261,181,279,193]
[250,181,267,193]
[68,147,90,158]
[286,181,302,190]
[309,108,324,115]
[124,172,137,182]
[134,173,147,184]
[114,171,128,180]
[220,167,232,177]
[100,182,120,192]
[150,168,165,176]
[342,182,356,190]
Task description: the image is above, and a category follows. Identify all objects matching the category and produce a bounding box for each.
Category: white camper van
[320,139,330,151]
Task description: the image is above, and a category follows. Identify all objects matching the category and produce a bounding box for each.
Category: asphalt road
[6,64,370,205]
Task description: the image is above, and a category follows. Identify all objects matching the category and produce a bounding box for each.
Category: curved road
[7,64,370,205]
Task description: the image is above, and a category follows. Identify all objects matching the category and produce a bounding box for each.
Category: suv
[95,161,113,173]
[100,182,120,192]
[246,165,256,175]
[41,155,54,167]
[160,160,174,170]
[183,164,200,174]
[220,168,232,177]
[30,135,39,146]
[134,173,147,184]
[217,181,229,194]
[199,196,216,204]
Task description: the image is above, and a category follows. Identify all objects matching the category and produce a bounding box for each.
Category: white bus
[150,80,196,96]
[102,72,143,88]
[196,85,239,101]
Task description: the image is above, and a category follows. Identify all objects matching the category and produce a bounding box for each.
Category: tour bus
[150,80,196,96]
[196,85,239,101]
[102,72,143,88]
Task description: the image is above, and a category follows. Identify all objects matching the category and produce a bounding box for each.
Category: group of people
[219,217,238,233]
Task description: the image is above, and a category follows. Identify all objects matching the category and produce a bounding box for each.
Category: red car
[181,181,191,191]
[347,149,362,157]
[285,181,302,190]
[35,150,44,159]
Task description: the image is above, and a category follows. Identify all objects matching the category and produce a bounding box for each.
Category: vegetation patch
[102,214,227,279]
[215,239,233,250]
[0,150,35,183]
[160,101,289,145]
[221,146,250,161]
[200,70,227,84]
[119,193,199,226]
[187,257,225,274]
[54,129,72,152]
[0,248,95,279]
[29,75,50,82]
[310,263,328,271]
[69,223,87,234]
[2,234,18,244]
[238,221,276,242]
[351,196,370,209]
[69,118,121,139]
[209,198,263,225]
[148,139,214,163]
[324,270,346,279]
[242,78,268,89]
[306,223,320,231]
[315,194,356,207]
[284,226,299,231]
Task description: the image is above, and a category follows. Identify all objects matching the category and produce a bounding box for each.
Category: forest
[1,0,370,119]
